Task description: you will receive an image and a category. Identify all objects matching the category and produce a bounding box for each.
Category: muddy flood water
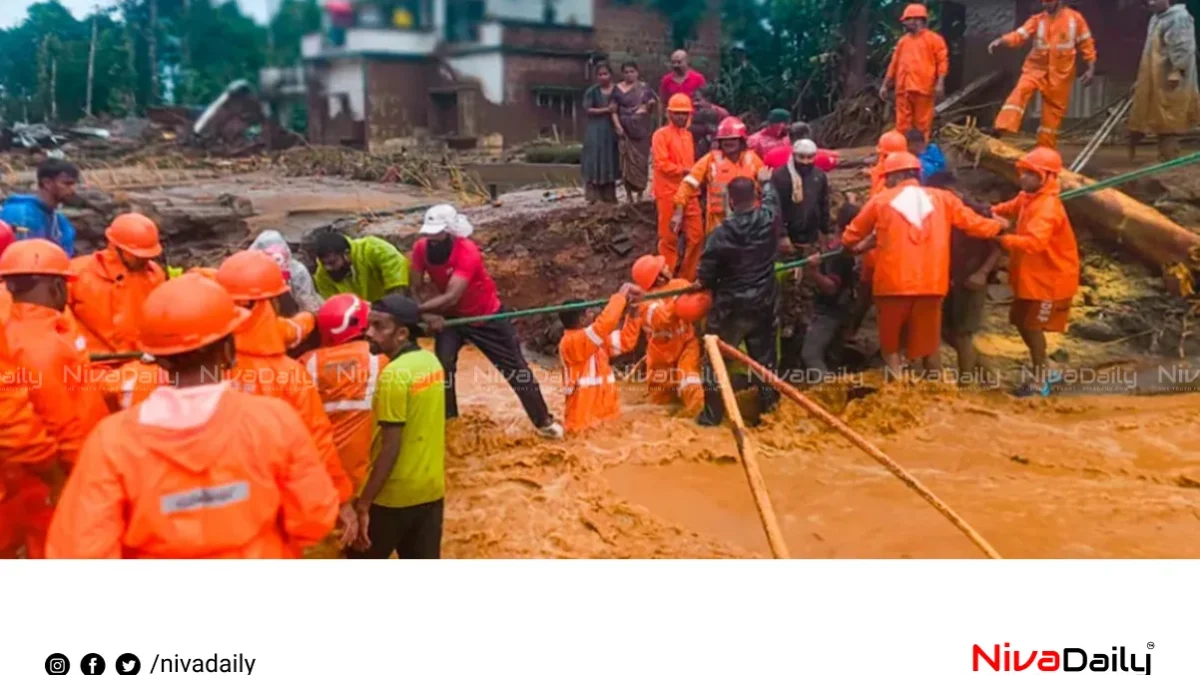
[437,346,1200,559]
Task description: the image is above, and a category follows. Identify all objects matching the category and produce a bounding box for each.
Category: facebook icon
[81,654,106,675]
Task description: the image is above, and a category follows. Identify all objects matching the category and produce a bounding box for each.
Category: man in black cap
[349,294,446,559]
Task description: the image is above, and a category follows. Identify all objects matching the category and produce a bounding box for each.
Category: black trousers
[434,315,552,428]
[348,499,443,559]
[700,308,780,424]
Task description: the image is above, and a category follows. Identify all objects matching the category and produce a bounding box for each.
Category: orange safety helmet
[667,93,694,114]
[139,274,250,356]
[631,254,668,291]
[900,3,928,21]
[216,250,289,302]
[0,239,76,278]
[316,293,369,346]
[106,212,163,258]
[882,151,923,175]
[877,130,908,154]
[674,289,713,323]
[187,267,219,281]
[0,220,14,258]
[716,116,749,140]
[1017,147,1064,178]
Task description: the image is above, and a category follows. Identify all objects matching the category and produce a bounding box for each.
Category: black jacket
[698,181,780,315]
[770,163,831,245]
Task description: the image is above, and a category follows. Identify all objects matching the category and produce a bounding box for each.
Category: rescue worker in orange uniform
[881,4,949,139]
[558,282,643,433]
[673,116,766,236]
[992,147,1079,397]
[298,294,389,491]
[851,129,912,336]
[620,255,703,416]
[45,274,340,558]
[0,306,59,559]
[989,0,1097,148]
[0,240,107,469]
[68,212,166,353]
[843,152,1005,379]
[652,93,705,280]
[215,250,357,540]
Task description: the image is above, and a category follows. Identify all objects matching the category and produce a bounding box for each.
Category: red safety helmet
[0,220,14,258]
[316,293,369,346]
[631,255,668,291]
[877,130,908,154]
[882,152,923,175]
[1017,147,1064,178]
[901,3,929,21]
[715,117,748,141]
[674,290,713,323]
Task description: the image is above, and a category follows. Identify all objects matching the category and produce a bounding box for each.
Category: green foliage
[0,0,313,122]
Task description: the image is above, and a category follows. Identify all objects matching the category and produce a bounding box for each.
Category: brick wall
[593,0,721,89]
[496,53,591,142]
[364,59,435,149]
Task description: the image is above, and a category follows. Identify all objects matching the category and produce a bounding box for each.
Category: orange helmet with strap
[716,116,748,140]
[0,239,76,278]
[631,255,668,291]
[900,3,929,21]
[216,250,289,302]
[139,275,250,356]
[667,93,694,114]
[316,293,369,346]
[106,212,163,258]
[1017,147,1064,178]
[877,130,908,154]
[882,152,923,175]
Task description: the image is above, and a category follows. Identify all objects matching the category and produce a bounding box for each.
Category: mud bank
[442,347,1200,559]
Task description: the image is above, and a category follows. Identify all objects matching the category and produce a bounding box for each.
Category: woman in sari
[612,61,659,203]
[581,62,620,203]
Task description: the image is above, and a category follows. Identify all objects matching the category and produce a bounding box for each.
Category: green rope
[1060,151,1200,201]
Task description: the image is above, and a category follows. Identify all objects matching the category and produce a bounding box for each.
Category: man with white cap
[411,204,564,439]
[769,139,831,252]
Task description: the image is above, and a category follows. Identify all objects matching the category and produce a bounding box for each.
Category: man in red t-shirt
[660,50,708,103]
[411,205,563,439]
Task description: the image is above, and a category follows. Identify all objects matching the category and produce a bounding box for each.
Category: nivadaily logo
[973,644,1151,673]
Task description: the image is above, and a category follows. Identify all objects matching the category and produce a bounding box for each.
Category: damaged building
[301,0,720,150]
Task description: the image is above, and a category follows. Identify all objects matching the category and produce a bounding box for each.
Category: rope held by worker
[715,339,1003,560]
[702,336,791,559]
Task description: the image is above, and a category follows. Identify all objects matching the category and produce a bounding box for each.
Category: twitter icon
[115,654,141,675]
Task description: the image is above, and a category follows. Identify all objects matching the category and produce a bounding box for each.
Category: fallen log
[942,124,1200,274]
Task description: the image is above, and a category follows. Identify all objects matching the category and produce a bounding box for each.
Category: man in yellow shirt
[351,294,446,558]
[312,231,410,302]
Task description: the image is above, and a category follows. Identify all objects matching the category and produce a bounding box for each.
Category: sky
[1,0,275,29]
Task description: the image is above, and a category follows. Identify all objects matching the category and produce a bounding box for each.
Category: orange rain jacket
[45,384,339,558]
[652,121,705,279]
[994,8,1097,147]
[229,301,353,503]
[619,279,703,414]
[0,324,58,558]
[560,293,627,433]
[676,149,765,234]
[298,340,388,492]
[994,177,1080,302]
[279,311,315,350]
[5,303,107,467]
[843,179,1004,297]
[68,247,166,353]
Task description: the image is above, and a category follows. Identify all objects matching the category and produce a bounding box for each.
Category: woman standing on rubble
[582,62,621,204]
[613,61,659,204]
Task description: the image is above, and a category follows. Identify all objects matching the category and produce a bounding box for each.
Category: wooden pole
[702,335,791,559]
[715,340,1003,560]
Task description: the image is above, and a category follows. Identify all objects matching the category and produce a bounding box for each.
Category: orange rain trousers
[560,293,626,433]
[68,247,166,353]
[993,9,1097,148]
[619,279,703,415]
[46,386,339,558]
[676,149,765,235]
[653,123,705,280]
[299,340,388,492]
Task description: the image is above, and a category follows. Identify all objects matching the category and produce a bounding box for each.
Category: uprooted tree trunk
[841,0,872,98]
[943,125,1200,280]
